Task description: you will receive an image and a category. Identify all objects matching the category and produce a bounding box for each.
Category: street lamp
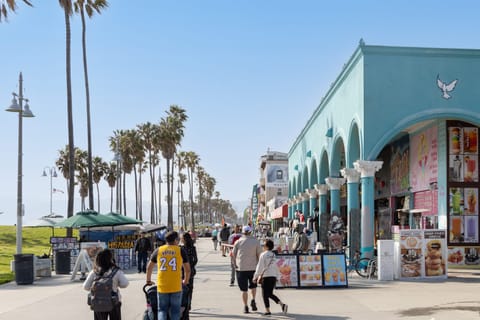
[42,167,58,215]
[5,72,35,254]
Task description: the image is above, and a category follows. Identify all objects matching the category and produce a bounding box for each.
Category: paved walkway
[1,238,480,319]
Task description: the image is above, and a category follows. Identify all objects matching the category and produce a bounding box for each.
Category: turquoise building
[288,41,480,262]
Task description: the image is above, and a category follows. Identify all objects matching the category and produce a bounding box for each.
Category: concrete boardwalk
[1,238,480,319]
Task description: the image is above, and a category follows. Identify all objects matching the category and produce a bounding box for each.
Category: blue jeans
[157,291,182,320]
[137,251,148,272]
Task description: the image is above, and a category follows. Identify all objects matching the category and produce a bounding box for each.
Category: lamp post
[42,167,58,215]
[5,72,35,254]
[176,184,181,227]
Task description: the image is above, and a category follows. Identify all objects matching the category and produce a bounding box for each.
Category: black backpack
[88,268,119,312]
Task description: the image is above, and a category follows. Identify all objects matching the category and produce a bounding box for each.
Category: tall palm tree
[92,156,108,212]
[182,151,199,231]
[104,162,117,212]
[124,129,144,220]
[58,0,75,224]
[0,0,32,22]
[73,0,109,211]
[195,166,205,223]
[158,105,187,229]
[138,122,160,224]
[75,148,88,210]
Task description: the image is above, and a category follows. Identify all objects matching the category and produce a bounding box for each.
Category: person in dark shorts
[232,225,262,314]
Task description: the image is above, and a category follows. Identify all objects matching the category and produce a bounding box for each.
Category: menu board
[399,230,423,279]
[322,254,347,287]
[424,230,447,278]
[298,254,323,287]
[275,254,298,288]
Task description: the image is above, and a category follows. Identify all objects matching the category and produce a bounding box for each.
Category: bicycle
[355,255,377,279]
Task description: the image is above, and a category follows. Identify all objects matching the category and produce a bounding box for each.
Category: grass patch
[0,226,78,285]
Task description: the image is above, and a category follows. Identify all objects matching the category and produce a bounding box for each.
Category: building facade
[288,41,480,263]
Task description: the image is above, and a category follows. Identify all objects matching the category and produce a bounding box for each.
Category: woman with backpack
[83,248,129,320]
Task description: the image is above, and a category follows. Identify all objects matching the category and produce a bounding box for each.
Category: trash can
[14,254,34,285]
[55,250,71,274]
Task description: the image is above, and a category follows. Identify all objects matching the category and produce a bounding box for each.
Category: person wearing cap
[232,225,262,314]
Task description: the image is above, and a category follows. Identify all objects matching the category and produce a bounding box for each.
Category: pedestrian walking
[220,224,231,257]
[211,227,219,250]
[232,225,262,314]
[83,248,129,320]
[253,239,288,316]
[134,232,153,273]
[146,231,191,320]
[228,225,242,286]
[181,232,198,315]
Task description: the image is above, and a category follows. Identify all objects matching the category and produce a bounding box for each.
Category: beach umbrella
[55,210,118,228]
[24,214,66,236]
[104,212,144,225]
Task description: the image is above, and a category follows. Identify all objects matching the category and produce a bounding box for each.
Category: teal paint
[347,182,360,211]
[288,205,293,220]
[310,197,318,217]
[361,176,375,258]
[330,189,340,214]
[319,194,328,214]
[302,199,309,217]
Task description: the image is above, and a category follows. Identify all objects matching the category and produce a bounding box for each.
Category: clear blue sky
[1,1,479,225]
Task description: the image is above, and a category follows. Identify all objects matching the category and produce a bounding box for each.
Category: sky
[1,0,480,226]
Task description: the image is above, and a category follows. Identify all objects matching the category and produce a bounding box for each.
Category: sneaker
[263,312,271,316]
[282,303,288,314]
[244,306,249,314]
[251,300,258,311]
[229,282,235,287]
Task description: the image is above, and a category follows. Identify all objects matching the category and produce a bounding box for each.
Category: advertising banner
[399,230,423,279]
[423,230,447,279]
[275,254,298,288]
[410,126,438,192]
[322,254,348,287]
[298,254,323,287]
[265,164,288,188]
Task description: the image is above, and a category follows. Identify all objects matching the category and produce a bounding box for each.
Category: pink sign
[410,126,438,192]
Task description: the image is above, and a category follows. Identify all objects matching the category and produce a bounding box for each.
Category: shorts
[236,270,257,292]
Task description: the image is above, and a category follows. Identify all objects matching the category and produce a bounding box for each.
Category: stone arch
[302,165,309,192]
[347,120,361,167]
[368,109,480,159]
[319,149,330,184]
[330,135,346,177]
[310,158,318,187]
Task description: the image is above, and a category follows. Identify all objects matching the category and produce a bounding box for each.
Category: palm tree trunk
[166,159,172,229]
[122,171,126,215]
[65,8,75,236]
[138,164,143,221]
[134,164,138,219]
[110,187,113,212]
[96,183,100,212]
[80,7,95,211]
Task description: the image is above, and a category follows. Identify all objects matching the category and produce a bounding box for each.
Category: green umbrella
[55,210,118,228]
[104,212,144,225]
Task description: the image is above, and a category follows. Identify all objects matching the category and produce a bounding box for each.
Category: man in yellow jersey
[146,231,191,320]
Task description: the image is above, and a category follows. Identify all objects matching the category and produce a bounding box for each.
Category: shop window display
[447,121,479,245]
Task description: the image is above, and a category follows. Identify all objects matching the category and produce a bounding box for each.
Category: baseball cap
[242,225,252,233]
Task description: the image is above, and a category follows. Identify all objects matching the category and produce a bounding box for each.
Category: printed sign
[298,254,323,287]
[275,254,298,288]
[322,254,347,287]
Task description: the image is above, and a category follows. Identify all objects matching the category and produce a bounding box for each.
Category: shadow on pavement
[190,310,349,320]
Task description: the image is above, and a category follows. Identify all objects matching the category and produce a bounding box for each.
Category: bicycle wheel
[355,257,372,278]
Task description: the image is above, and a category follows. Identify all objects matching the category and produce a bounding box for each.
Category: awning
[271,204,288,219]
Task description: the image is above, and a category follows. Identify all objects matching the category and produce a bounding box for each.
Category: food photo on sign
[298,255,323,287]
[399,230,423,278]
[423,230,447,278]
[275,255,298,288]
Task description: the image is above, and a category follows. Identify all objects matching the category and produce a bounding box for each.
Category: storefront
[288,42,480,269]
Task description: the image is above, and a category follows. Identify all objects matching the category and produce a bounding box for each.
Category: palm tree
[181,151,199,230]
[195,166,205,223]
[158,105,187,229]
[138,122,160,224]
[92,156,108,212]
[104,162,117,212]
[58,0,75,224]
[0,0,32,22]
[75,148,88,210]
[73,0,109,211]
[124,129,144,220]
